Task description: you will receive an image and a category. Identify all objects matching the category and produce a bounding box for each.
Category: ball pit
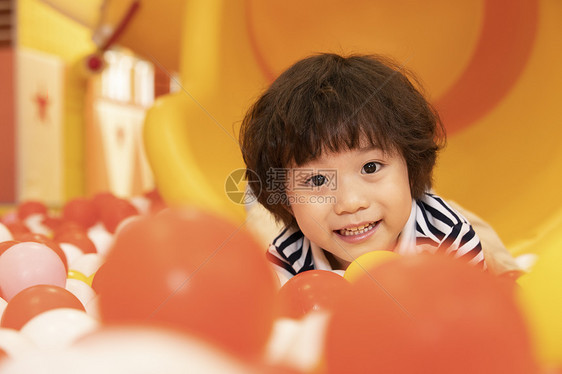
[0,193,558,373]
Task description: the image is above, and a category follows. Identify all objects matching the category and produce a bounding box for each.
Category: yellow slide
[43,0,562,253]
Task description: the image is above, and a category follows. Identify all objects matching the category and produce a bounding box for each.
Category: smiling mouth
[337,221,379,236]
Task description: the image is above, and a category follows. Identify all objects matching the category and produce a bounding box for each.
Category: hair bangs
[288,96,392,166]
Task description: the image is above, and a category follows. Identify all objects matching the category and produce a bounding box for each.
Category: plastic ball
[277,270,350,319]
[55,229,97,254]
[62,197,98,229]
[92,192,138,234]
[0,242,67,301]
[0,325,255,374]
[0,223,13,242]
[0,241,19,256]
[0,328,35,358]
[94,207,278,359]
[20,308,99,350]
[4,221,30,238]
[0,284,85,330]
[58,243,85,267]
[343,250,400,283]
[13,233,68,271]
[0,296,6,319]
[99,197,139,234]
[69,253,103,278]
[324,254,538,374]
[144,188,167,214]
[17,201,47,220]
[65,278,96,307]
[40,215,63,232]
[22,213,51,237]
[67,270,89,284]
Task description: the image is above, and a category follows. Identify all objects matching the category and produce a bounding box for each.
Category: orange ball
[277,270,350,319]
[0,285,85,330]
[17,201,47,220]
[324,254,538,374]
[62,197,98,229]
[55,229,97,254]
[99,197,138,233]
[94,207,278,359]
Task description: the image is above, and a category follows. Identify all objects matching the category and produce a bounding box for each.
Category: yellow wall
[17,0,95,61]
[18,0,98,201]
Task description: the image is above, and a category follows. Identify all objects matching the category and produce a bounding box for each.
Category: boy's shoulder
[414,192,470,229]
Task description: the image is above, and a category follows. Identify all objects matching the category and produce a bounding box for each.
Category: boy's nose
[333,178,369,215]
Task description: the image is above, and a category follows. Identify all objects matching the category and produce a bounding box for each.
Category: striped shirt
[267,193,486,285]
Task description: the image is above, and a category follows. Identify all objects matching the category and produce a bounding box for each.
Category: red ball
[0,285,85,330]
[55,229,97,254]
[94,207,278,359]
[17,201,47,220]
[144,188,167,214]
[0,240,19,256]
[62,197,98,229]
[4,221,30,237]
[53,221,85,238]
[99,197,138,233]
[92,192,117,216]
[277,270,350,319]
[40,215,63,232]
[324,255,538,374]
[13,233,68,271]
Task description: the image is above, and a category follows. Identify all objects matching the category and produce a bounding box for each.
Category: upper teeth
[340,222,376,236]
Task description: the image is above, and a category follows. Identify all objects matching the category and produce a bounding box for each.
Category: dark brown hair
[239,53,445,228]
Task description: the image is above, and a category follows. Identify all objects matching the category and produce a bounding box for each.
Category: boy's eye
[361,161,381,174]
[306,174,327,187]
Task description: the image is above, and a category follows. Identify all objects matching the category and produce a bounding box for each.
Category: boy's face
[286,146,411,270]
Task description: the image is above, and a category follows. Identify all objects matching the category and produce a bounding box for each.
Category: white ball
[59,243,85,267]
[129,195,151,215]
[0,223,13,242]
[68,253,103,277]
[20,308,99,351]
[84,294,100,320]
[0,296,7,320]
[87,223,114,257]
[65,278,96,307]
[23,214,50,236]
[0,328,36,357]
[1,326,256,374]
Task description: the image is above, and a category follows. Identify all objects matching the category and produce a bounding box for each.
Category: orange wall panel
[0,48,15,203]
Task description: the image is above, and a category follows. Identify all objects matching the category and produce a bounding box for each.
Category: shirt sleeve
[416,193,486,269]
[266,226,316,285]
[441,221,486,269]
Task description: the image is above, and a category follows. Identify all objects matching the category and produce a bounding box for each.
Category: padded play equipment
[44,0,561,255]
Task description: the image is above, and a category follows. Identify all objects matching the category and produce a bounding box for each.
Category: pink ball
[0,242,67,301]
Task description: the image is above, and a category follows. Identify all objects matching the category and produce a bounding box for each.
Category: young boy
[239,53,485,284]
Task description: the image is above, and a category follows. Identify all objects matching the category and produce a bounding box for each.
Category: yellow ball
[67,269,89,284]
[343,250,400,283]
[86,272,96,287]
